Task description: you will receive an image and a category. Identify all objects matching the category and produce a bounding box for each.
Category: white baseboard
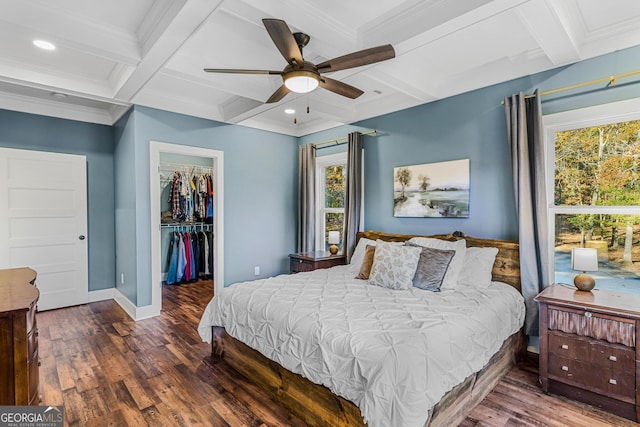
[113,288,161,321]
[114,288,137,320]
[135,304,161,320]
[88,288,115,302]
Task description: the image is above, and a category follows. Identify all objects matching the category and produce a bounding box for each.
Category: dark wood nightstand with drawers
[535,283,640,422]
[0,268,40,406]
[289,251,346,273]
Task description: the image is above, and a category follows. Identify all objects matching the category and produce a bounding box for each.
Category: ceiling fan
[204,18,395,103]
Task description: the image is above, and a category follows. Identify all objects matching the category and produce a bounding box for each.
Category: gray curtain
[504,90,549,336]
[298,144,316,252]
[343,132,363,262]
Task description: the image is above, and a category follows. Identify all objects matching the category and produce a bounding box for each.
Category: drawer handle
[609,379,617,385]
[609,355,617,362]
[584,311,592,318]
[561,344,569,350]
[561,366,569,371]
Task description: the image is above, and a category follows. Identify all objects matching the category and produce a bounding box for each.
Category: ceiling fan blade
[319,77,364,99]
[265,84,291,103]
[204,68,282,75]
[262,19,303,65]
[316,44,395,73]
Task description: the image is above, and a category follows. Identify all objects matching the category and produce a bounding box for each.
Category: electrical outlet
[120,273,125,284]
[254,266,260,276]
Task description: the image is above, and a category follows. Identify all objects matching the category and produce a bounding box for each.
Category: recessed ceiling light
[284,108,295,114]
[33,40,56,51]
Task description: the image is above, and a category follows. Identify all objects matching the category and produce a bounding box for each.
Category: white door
[0,148,88,310]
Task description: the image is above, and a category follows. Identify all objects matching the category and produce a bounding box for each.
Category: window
[545,100,640,291]
[316,152,347,251]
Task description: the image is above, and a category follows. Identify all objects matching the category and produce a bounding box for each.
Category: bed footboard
[208,325,525,427]
[211,326,225,357]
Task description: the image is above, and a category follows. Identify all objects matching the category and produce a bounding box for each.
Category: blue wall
[114,106,298,305]
[0,109,116,291]
[2,43,640,308]
[113,110,139,302]
[302,44,640,242]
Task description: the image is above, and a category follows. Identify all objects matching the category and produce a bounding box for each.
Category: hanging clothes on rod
[166,170,214,223]
[164,226,214,285]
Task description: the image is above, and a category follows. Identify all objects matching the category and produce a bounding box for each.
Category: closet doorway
[149,142,223,315]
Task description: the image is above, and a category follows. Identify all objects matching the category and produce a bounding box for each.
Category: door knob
[79,235,86,240]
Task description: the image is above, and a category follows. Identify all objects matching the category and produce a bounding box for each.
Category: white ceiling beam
[116,0,224,102]
[515,0,581,66]
[0,91,118,125]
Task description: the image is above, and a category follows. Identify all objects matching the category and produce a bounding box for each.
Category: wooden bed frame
[205,230,525,427]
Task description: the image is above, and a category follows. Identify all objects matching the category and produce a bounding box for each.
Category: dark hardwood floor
[37,281,638,426]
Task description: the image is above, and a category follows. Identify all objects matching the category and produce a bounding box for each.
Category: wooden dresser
[289,251,346,273]
[0,267,40,405]
[535,283,640,421]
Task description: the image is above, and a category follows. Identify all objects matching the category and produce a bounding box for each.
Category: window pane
[554,120,640,206]
[324,212,344,251]
[554,213,640,292]
[325,165,345,208]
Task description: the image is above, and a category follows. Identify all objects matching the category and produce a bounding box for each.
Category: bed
[198,230,526,427]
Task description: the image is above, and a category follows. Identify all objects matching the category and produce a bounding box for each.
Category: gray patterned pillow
[406,243,455,291]
[406,237,467,290]
[368,240,422,290]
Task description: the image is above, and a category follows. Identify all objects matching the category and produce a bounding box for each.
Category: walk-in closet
[159,153,214,288]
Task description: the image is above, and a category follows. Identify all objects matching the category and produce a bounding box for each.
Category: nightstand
[289,251,346,273]
[535,283,640,422]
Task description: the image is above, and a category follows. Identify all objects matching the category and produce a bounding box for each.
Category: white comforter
[198,264,525,427]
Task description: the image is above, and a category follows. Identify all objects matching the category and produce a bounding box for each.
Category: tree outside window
[316,153,347,252]
[552,118,640,288]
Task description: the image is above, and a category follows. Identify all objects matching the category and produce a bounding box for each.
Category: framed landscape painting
[394,159,469,217]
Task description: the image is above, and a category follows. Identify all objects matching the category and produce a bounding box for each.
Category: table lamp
[328,231,340,255]
[571,248,598,292]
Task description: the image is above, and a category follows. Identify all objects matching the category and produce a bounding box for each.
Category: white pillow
[457,247,498,288]
[350,237,375,266]
[368,240,422,290]
[406,237,467,290]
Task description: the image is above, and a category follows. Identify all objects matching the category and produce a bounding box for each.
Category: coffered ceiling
[1,0,640,136]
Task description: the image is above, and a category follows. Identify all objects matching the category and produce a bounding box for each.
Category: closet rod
[501,68,640,104]
[160,222,213,228]
[312,129,377,149]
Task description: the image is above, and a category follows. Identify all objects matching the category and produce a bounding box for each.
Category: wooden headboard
[356,230,521,292]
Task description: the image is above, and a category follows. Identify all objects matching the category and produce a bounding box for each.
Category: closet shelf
[161,222,213,229]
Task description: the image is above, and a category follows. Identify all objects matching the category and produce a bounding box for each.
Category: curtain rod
[501,68,640,104]
[312,129,377,149]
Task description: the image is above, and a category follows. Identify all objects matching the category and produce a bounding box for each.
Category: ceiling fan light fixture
[33,39,56,50]
[284,70,319,94]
